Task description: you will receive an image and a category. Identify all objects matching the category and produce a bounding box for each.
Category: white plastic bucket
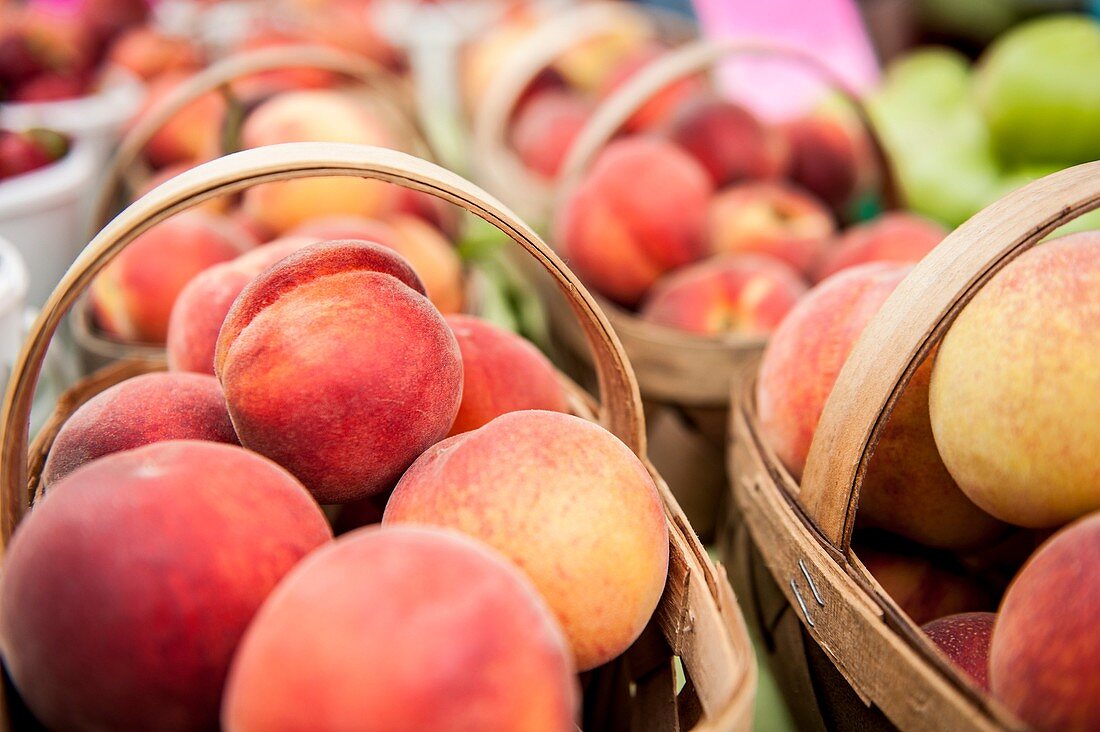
[0,236,29,390]
[0,141,98,307]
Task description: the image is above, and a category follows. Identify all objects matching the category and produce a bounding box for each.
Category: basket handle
[555,37,901,213]
[92,44,432,229]
[0,142,646,544]
[471,1,693,217]
[799,161,1100,552]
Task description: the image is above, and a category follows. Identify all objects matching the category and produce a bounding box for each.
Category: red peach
[222,526,578,732]
[990,513,1100,730]
[922,612,995,692]
[215,241,463,502]
[598,44,709,133]
[556,136,713,306]
[445,315,568,435]
[107,26,204,82]
[813,212,947,283]
[0,440,332,732]
[137,73,227,168]
[858,545,995,625]
[707,181,836,277]
[509,88,592,179]
[783,112,875,212]
[640,254,807,336]
[667,97,789,187]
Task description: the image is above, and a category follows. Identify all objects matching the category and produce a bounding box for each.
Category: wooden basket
[535,37,900,540]
[73,44,432,365]
[470,0,696,224]
[725,161,1100,731]
[0,142,757,731]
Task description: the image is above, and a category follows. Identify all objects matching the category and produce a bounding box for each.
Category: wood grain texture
[800,161,1100,550]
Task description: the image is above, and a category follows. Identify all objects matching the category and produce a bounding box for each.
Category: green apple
[976,15,1100,168]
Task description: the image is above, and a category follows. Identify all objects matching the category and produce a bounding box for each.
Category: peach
[556,136,713,306]
[90,210,253,343]
[239,90,397,234]
[922,612,995,692]
[598,44,708,133]
[445,315,568,435]
[667,97,789,187]
[509,88,591,179]
[0,441,332,732]
[137,72,227,168]
[107,26,204,82]
[42,371,239,484]
[384,410,669,671]
[813,212,947,282]
[990,513,1100,730]
[783,112,874,212]
[222,526,577,732]
[167,237,317,374]
[857,545,995,625]
[930,232,1100,528]
[757,263,1004,549]
[707,181,836,277]
[639,254,807,336]
[215,241,462,502]
[291,214,464,314]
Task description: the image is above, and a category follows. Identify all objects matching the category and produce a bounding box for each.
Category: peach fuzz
[384,410,669,671]
[707,181,836,277]
[292,215,464,314]
[445,315,568,435]
[136,72,227,168]
[557,136,713,306]
[990,513,1100,731]
[756,263,1004,549]
[167,237,317,374]
[42,371,239,485]
[640,254,807,336]
[90,210,253,343]
[215,241,462,503]
[930,232,1100,528]
[857,545,995,626]
[509,89,592,179]
[813,212,947,282]
[222,526,577,732]
[667,97,789,188]
[922,612,995,692]
[0,441,332,732]
[239,90,397,234]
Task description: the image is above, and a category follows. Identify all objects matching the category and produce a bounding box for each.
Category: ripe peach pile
[1,238,671,731]
[755,231,1100,728]
[557,100,949,339]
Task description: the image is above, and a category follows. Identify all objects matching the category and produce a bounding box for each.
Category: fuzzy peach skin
[90,210,253,343]
[557,136,713,306]
[0,441,332,732]
[756,263,1004,549]
[813,212,947,282]
[783,112,874,212]
[510,89,592,179]
[930,233,1100,528]
[707,181,836,277]
[445,315,568,435]
[167,237,318,374]
[291,214,464,314]
[667,97,789,188]
[990,512,1100,731]
[136,72,227,168]
[222,526,578,732]
[42,372,239,485]
[639,254,807,336]
[215,241,462,503]
[384,410,669,671]
[857,545,996,625]
[922,612,995,692]
[239,90,397,234]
